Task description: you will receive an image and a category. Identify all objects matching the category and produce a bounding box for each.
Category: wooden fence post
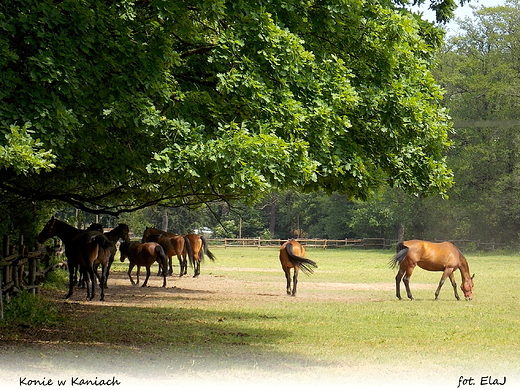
[0,260,3,321]
[1,235,6,321]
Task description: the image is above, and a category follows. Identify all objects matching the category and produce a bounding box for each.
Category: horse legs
[65,263,75,299]
[136,265,141,285]
[161,267,167,288]
[142,266,151,287]
[193,260,200,278]
[177,254,186,276]
[128,264,136,285]
[284,268,292,295]
[402,266,415,300]
[86,265,96,301]
[104,254,115,288]
[435,269,458,300]
[99,264,107,301]
[168,256,173,276]
[291,267,299,296]
[394,268,405,300]
[449,273,461,300]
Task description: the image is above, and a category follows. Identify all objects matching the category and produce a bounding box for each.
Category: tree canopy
[1,0,457,223]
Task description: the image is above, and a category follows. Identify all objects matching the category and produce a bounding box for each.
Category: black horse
[37,217,111,301]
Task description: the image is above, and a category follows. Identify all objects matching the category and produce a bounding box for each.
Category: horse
[390,240,475,301]
[37,217,111,301]
[279,239,317,296]
[183,233,216,277]
[142,227,215,277]
[119,241,168,287]
[141,228,192,276]
[88,223,130,287]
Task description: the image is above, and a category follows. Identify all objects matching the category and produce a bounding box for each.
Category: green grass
[3,247,520,384]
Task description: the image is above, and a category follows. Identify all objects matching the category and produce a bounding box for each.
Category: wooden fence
[0,235,55,320]
[207,237,392,249]
[207,238,508,251]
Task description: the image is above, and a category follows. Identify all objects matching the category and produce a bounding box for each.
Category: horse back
[280,240,304,267]
[184,234,203,257]
[68,231,106,264]
[403,240,462,270]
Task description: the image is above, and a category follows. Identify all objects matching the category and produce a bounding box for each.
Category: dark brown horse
[391,240,474,301]
[37,217,111,301]
[142,228,215,277]
[88,223,130,287]
[141,228,192,276]
[279,239,317,296]
[119,241,168,287]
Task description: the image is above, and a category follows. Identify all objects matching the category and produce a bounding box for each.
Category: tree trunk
[161,207,169,232]
[269,193,278,237]
[397,223,405,242]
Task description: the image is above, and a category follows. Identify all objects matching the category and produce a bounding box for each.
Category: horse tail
[155,245,168,275]
[285,242,317,275]
[390,242,409,269]
[183,236,194,266]
[201,236,216,262]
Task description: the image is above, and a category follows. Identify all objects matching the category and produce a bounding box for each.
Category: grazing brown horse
[141,228,192,276]
[119,241,168,287]
[37,217,111,301]
[279,239,317,296]
[391,240,474,301]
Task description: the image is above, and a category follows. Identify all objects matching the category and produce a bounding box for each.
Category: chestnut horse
[391,240,474,300]
[141,228,192,276]
[37,217,111,301]
[279,239,317,296]
[184,233,216,278]
[142,228,215,277]
[119,241,168,287]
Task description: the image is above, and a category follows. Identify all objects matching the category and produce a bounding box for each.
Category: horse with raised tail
[279,239,317,296]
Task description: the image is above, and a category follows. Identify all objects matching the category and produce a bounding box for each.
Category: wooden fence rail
[0,235,53,320]
[207,237,393,249]
[207,238,508,251]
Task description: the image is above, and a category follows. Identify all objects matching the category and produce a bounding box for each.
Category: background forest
[120,1,520,246]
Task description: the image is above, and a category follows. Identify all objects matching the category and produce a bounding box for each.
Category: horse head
[461,274,475,300]
[119,224,131,243]
[87,223,104,232]
[37,217,57,244]
[142,227,152,243]
[119,241,129,262]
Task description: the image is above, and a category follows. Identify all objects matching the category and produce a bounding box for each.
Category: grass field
[1,247,519,390]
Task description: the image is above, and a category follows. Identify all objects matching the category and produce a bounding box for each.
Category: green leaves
[0,0,454,215]
[0,123,55,174]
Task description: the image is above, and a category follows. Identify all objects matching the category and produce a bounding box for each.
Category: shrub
[3,290,62,327]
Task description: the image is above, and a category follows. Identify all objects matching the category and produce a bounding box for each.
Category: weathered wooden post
[28,255,37,296]
[1,235,7,321]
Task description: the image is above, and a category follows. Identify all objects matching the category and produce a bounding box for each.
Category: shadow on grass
[0,298,332,380]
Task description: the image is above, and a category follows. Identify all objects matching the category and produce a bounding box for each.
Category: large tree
[1,0,458,222]
[434,0,520,243]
